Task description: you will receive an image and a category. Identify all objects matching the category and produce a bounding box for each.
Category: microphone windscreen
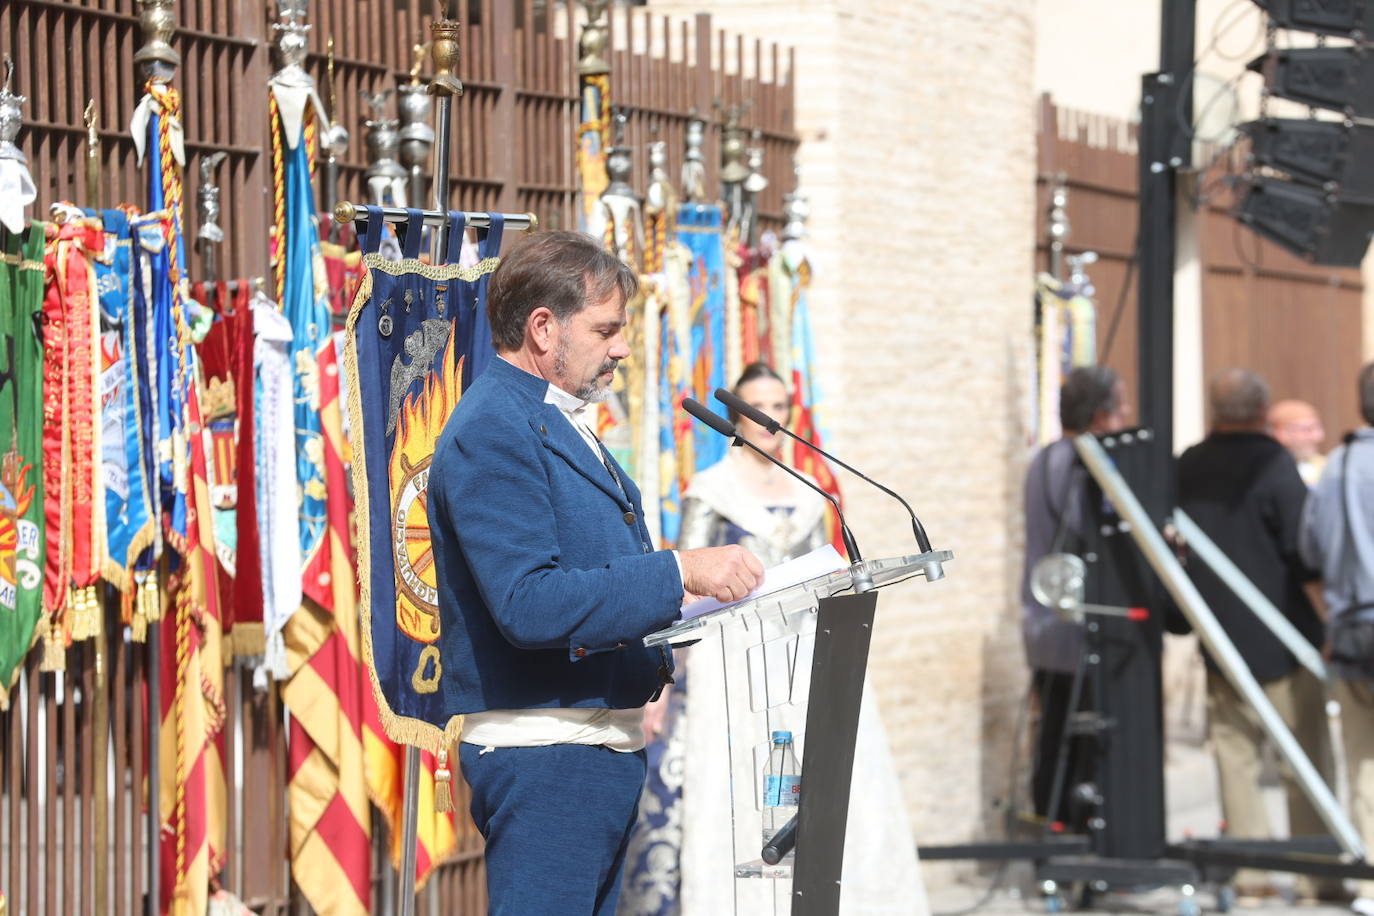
[683,397,737,438]
[714,387,780,433]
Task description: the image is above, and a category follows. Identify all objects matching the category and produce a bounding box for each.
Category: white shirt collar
[543,380,592,416]
[495,354,591,415]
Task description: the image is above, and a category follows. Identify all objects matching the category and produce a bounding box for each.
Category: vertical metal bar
[268,681,286,911]
[397,748,422,916]
[225,666,239,896]
[131,639,144,916]
[693,14,715,196]
[7,662,27,914]
[114,630,129,916]
[146,623,159,916]
[433,99,453,253]
[1136,0,1195,483]
[45,668,57,916]
[27,657,40,916]
[82,639,97,916]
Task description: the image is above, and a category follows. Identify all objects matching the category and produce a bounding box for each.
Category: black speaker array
[1235,2,1374,266]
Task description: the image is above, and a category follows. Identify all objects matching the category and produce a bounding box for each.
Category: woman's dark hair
[486,231,638,351]
[1059,365,1121,433]
[729,362,787,424]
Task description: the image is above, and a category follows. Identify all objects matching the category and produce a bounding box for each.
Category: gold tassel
[40,622,66,672]
[131,610,148,643]
[71,586,97,641]
[434,749,455,814]
[142,577,162,622]
[65,589,82,640]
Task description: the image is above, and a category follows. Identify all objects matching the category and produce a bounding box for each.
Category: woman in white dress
[620,363,927,916]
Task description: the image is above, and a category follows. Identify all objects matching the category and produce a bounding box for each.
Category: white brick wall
[651,0,1039,881]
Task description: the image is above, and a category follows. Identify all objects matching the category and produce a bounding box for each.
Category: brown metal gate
[0,1,797,913]
[1035,93,1365,440]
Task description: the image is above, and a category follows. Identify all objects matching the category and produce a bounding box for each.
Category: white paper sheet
[680,544,847,621]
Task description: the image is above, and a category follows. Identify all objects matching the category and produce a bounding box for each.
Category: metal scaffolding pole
[1075,433,1364,859]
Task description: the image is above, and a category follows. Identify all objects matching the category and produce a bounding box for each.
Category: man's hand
[679,545,765,604]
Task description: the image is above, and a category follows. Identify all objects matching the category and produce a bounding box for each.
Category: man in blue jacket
[430,231,764,915]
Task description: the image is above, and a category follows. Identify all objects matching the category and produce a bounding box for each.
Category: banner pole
[398,8,462,916]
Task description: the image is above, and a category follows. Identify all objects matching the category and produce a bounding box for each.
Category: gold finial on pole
[326,36,339,119]
[133,0,180,83]
[577,0,611,76]
[409,42,430,87]
[427,18,464,99]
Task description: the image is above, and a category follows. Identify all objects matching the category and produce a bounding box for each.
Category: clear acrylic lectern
[643,550,953,916]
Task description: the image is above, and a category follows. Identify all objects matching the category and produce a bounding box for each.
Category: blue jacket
[430,357,683,715]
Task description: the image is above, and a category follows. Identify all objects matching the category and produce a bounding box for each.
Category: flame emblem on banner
[388,325,464,646]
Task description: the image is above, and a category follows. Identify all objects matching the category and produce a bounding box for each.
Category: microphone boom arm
[681,397,864,566]
[715,387,934,554]
[731,428,863,565]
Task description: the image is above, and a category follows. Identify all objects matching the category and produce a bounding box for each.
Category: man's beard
[553,340,618,402]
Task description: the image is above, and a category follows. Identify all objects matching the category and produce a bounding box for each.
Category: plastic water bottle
[762,730,801,843]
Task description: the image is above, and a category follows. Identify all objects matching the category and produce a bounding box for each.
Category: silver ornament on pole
[782,160,810,243]
[681,115,707,204]
[361,89,408,207]
[398,44,435,211]
[197,151,228,282]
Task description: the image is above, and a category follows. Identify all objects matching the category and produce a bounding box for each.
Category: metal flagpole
[323,37,348,221]
[398,8,463,916]
[83,97,114,916]
[429,13,462,260]
[132,2,180,909]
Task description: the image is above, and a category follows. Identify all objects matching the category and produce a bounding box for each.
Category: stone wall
[649,0,1039,883]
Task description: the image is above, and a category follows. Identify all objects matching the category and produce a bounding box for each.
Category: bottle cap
[771,730,792,743]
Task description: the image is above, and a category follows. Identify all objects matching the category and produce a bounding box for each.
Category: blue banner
[346,208,504,744]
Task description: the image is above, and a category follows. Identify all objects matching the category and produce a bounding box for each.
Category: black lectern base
[791,590,878,916]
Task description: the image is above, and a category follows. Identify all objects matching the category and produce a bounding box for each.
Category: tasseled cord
[434,749,454,813]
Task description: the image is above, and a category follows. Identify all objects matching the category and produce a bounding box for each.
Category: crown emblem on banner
[202,375,237,421]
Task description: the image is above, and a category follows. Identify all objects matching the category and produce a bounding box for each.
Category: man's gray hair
[1059,365,1121,433]
[1360,361,1374,426]
[1209,367,1270,426]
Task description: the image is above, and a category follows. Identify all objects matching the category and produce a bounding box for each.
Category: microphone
[714,387,939,563]
[761,813,798,864]
[682,398,865,569]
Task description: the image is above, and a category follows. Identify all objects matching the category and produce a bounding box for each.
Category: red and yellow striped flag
[157,369,228,916]
[281,340,374,914]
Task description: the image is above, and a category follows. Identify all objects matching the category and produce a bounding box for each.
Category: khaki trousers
[1207,667,1338,897]
[1334,678,1374,900]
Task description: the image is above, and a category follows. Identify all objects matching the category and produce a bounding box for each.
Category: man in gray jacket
[1021,366,1130,821]
[1301,361,1374,916]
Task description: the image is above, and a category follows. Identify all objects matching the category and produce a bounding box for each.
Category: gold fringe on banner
[225,621,265,660]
